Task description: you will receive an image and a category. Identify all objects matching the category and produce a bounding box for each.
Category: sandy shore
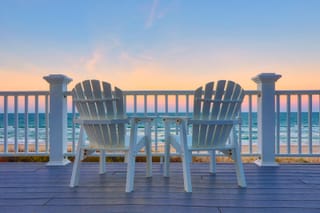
[1,143,320,163]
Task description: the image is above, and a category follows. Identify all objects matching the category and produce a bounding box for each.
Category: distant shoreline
[1,143,319,156]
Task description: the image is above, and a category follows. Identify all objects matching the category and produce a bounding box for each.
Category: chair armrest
[162,116,241,125]
[162,116,190,124]
[129,116,155,124]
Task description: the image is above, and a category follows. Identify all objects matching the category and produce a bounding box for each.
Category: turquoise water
[0,112,319,144]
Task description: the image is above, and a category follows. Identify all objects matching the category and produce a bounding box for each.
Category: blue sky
[0,0,320,90]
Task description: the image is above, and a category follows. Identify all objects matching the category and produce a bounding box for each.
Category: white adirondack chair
[163,80,247,192]
[69,80,153,192]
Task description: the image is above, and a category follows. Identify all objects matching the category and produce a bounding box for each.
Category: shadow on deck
[0,162,320,213]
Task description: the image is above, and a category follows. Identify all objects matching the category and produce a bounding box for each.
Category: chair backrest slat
[231,84,244,118]
[219,81,235,120]
[214,81,236,146]
[83,80,98,118]
[74,83,89,119]
[91,80,105,117]
[192,86,203,146]
[211,80,226,120]
[114,87,126,144]
[102,82,114,116]
[198,82,214,146]
[202,82,214,119]
[205,80,226,147]
[101,82,118,146]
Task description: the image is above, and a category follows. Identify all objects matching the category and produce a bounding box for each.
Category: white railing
[0,89,259,157]
[0,73,320,166]
[0,91,49,155]
[275,90,320,157]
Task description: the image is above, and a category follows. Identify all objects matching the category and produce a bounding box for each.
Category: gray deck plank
[0,162,320,212]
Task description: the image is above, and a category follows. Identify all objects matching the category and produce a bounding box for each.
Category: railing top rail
[276,90,320,95]
[66,90,195,96]
[124,90,194,95]
[0,91,49,96]
[122,90,260,96]
[3,89,320,97]
[66,90,260,96]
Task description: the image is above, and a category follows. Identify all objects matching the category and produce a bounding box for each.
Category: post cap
[43,74,72,84]
[252,73,282,84]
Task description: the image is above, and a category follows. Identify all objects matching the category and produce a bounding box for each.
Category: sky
[0,0,320,91]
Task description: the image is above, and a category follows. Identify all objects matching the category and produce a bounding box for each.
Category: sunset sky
[1,0,319,91]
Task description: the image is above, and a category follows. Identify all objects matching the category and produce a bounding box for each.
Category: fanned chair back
[70,80,153,192]
[163,80,246,192]
[191,80,244,149]
[73,80,127,149]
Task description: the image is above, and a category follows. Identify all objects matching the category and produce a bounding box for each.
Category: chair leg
[70,127,86,188]
[209,150,216,174]
[182,150,192,192]
[233,147,247,187]
[99,149,106,174]
[70,148,82,187]
[125,150,136,192]
[145,122,152,177]
[145,138,152,177]
[179,120,192,192]
[164,140,171,177]
[164,122,171,177]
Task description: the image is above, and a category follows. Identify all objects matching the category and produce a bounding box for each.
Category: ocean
[0,112,319,145]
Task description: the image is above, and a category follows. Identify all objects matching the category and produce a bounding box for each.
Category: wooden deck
[0,162,320,213]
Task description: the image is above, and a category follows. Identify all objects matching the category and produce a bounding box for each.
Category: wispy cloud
[145,0,159,28]
[145,0,179,29]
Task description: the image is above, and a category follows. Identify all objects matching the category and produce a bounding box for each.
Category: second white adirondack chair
[69,80,153,192]
[163,80,247,192]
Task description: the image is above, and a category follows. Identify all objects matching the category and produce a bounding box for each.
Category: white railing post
[252,73,281,166]
[44,74,72,166]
